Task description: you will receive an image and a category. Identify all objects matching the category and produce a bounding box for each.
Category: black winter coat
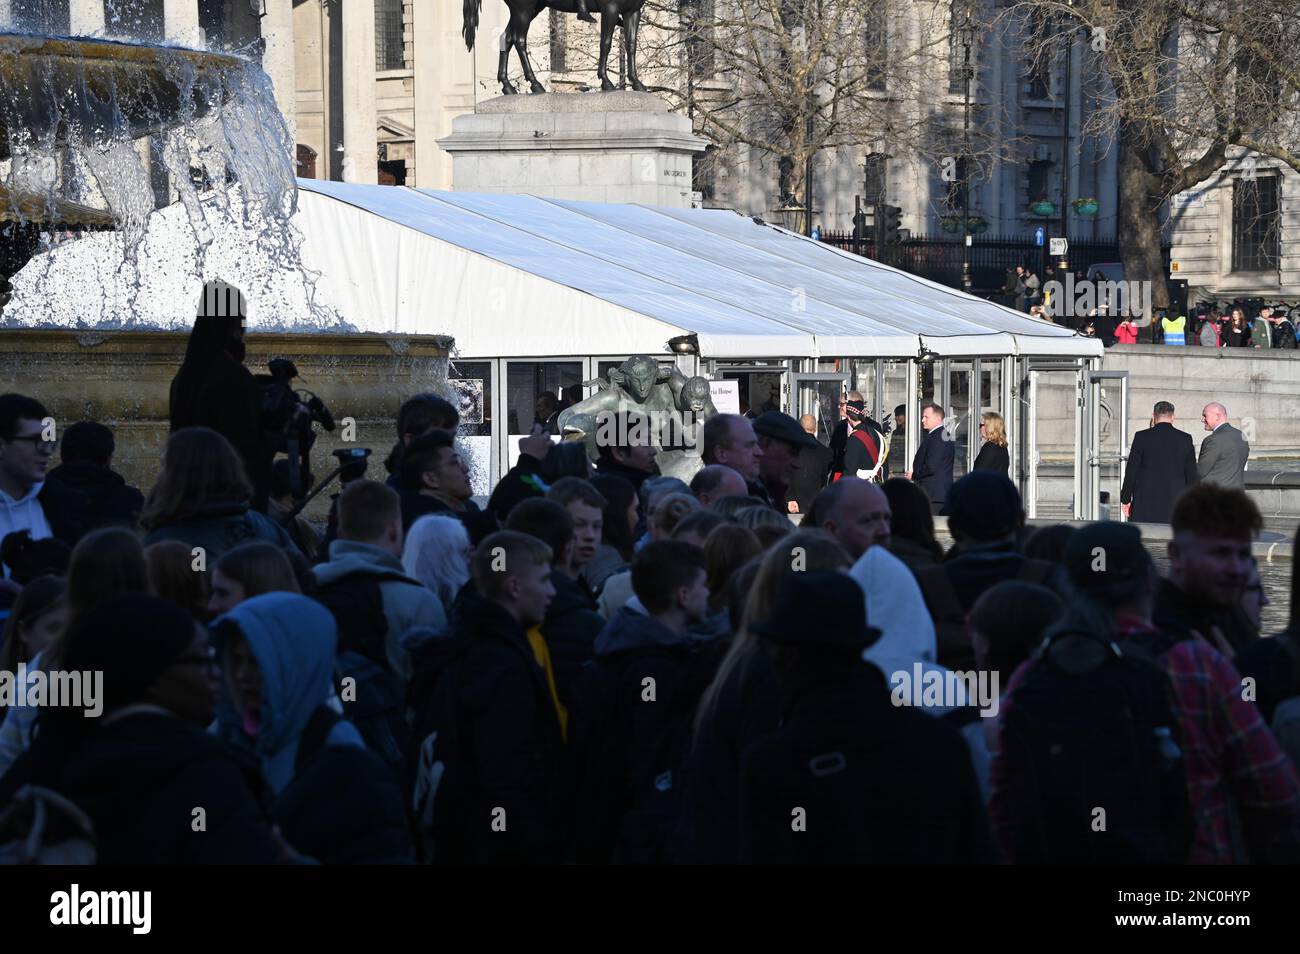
[0,710,279,865]
[271,709,415,865]
[34,478,91,546]
[142,499,298,562]
[45,461,145,534]
[738,664,996,864]
[569,609,726,863]
[1234,632,1300,724]
[972,441,1009,477]
[435,590,567,864]
[787,439,832,514]
[672,647,782,864]
[399,488,497,546]
[541,571,604,709]
[1154,577,1258,655]
[486,453,548,524]
[1119,421,1198,524]
[594,458,656,494]
[169,351,268,490]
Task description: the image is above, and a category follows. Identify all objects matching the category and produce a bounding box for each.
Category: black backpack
[997,628,1195,864]
[333,651,411,782]
[315,570,410,667]
[405,635,475,864]
[572,640,725,864]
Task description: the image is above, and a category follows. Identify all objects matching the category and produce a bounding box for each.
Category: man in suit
[906,403,954,514]
[1197,402,1250,490]
[1120,401,1198,524]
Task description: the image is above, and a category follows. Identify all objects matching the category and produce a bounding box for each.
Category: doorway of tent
[705,361,793,418]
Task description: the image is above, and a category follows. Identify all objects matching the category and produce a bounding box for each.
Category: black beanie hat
[60,595,197,713]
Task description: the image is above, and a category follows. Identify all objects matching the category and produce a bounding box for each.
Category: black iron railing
[820,232,1172,298]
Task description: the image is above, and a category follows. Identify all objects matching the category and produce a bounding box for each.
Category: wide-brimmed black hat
[750,571,881,649]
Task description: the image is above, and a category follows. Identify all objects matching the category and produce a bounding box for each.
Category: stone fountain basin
[0,33,244,160]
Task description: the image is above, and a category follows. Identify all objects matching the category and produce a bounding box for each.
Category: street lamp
[775,200,807,233]
[960,6,976,293]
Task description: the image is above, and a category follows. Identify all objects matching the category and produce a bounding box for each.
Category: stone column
[342,0,378,184]
[261,0,297,146]
[163,0,203,49]
[0,1,13,30]
[412,0,440,188]
[69,0,106,36]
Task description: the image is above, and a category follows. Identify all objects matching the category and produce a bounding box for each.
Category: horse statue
[463,0,648,96]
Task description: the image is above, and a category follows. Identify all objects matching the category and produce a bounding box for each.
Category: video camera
[256,357,337,498]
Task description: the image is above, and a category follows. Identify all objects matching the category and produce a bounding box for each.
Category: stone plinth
[439,91,705,206]
[0,330,451,524]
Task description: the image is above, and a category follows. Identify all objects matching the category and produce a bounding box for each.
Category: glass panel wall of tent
[457,352,1100,520]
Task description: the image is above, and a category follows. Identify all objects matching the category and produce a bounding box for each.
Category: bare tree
[546,0,1011,228]
[1010,0,1300,317]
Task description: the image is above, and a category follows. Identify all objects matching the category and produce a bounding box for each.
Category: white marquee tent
[293,179,1102,361]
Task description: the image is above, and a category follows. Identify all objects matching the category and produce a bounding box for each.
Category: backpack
[334,651,411,781]
[315,570,410,667]
[997,628,1194,864]
[572,640,725,864]
[406,635,475,864]
[0,785,98,865]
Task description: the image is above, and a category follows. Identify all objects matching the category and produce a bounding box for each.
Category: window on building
[549,9,567,73]
[376,0,406,71]
[865,2,887,92]
[693,145,719,202]
[1027,158,1052,205]
[863,153,888,204]
[681,0,716,78]
[1023,8,1052,100]
[1232,174,1281,272]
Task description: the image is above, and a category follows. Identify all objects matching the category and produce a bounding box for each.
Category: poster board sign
[709,380,740,415]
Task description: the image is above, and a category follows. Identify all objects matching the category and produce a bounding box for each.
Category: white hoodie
[848,545,967,715]
[0,481,53,550]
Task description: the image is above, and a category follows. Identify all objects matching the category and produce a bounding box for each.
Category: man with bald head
[805,477,892,559]
[689,464,749,509]
[1197,402,1249,490]
[786,413,832,515]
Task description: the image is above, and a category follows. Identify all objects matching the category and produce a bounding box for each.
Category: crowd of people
[1003,263,1298,351]
[1,318,1299,865]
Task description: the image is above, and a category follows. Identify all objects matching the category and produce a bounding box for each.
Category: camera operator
[170,307,271,507]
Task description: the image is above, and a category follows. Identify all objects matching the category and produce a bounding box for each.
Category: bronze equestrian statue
[463,0,648,95]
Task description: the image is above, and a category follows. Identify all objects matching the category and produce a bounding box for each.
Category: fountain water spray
[0,24,339,330]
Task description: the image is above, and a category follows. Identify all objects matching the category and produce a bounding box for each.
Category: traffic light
[852,196,869,241]
[878,204,903,245]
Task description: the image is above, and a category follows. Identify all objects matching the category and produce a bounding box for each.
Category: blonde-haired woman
[973,411,1009,476]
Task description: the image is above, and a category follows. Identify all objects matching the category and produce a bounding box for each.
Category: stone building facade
[8,0,1122,240]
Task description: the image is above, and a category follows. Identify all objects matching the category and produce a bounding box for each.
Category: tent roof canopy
[300,180,1102,360]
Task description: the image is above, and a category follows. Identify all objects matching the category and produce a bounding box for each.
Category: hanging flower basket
[966,216,989,234]
[940,216,961,233]
[1030,198,1056,217]
[1073,197,1099,215]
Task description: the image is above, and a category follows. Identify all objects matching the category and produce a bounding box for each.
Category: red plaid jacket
[991,617,1300,864]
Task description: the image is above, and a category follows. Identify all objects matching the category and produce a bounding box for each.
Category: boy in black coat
[413,531,566,864]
